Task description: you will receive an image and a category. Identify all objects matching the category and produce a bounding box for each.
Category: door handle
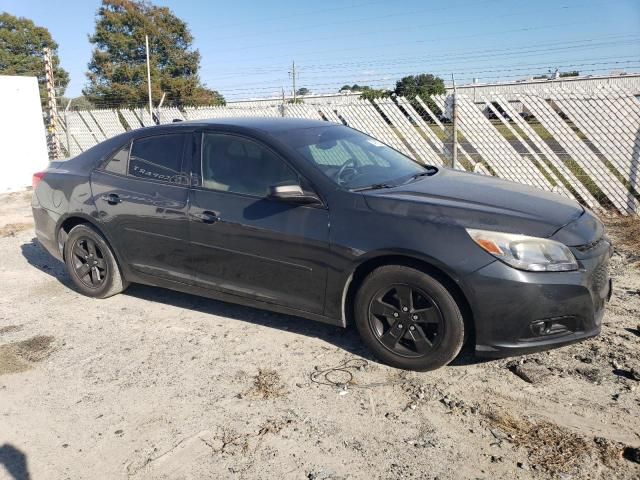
[101,193,122,205]
[193,210,219,224]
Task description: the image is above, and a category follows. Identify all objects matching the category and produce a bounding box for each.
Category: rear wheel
[63,224,128,298]
[354,265,464,371]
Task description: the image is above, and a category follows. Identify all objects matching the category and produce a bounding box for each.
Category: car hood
[362,168,585,239]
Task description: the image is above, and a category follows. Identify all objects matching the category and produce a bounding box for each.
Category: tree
[84,0,224,107]
[296,87,310,96]
[59,95,95,110]
[393,74,445,111]
[559,70,579,78]
[339,84,372,93]
[0,12,69,106]
[359,87,390,100]
[394,74,445,99]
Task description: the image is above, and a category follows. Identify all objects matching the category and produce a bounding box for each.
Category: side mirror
[268,184,321,205]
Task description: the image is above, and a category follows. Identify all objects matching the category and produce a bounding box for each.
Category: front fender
[325,247,491,326]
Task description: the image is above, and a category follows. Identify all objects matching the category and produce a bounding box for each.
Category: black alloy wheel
[368,284,444,358]
[355,265,465,371]
[71,236,108,288]
[63,224,128,298]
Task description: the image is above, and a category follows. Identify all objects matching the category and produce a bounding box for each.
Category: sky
[1,0,639,101]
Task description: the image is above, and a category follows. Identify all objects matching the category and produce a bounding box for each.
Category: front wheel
[63,224,128,298]
[354,265,465,371]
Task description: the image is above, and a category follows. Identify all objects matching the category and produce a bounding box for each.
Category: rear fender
[56,213,119,262]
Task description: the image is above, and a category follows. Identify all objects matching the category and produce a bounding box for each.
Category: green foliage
[359,87,390,100]
[393,74,445,112]
[59,95,95,110]
[83,0,224,107]
[559,70,579,78]
[338,83,390,99]
[339,84,375,93]
[296,87,310,96]
[340,74,445,108]
[0,12,69,106]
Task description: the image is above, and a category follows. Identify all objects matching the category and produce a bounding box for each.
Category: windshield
[277,125,432,189]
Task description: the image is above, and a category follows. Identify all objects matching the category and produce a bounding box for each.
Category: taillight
[32,172,46,189]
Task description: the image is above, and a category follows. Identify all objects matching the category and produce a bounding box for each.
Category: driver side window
[201,133,299,197]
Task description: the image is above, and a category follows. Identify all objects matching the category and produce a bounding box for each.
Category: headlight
[466,228,578,272]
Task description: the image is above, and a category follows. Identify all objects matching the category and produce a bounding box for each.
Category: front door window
[201,133,298,196]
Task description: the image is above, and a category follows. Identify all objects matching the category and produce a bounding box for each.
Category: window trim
[195,131,325,206]
[121,132,190,186]
[97,140,132,176]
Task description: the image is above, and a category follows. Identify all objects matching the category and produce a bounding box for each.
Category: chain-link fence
[54,86,640,216]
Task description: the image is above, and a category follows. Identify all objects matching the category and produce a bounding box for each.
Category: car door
[187,131,330,315]
[91,132,193,283]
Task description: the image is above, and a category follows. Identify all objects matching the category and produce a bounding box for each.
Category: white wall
[446,73,640,98]
[0,75,49,192]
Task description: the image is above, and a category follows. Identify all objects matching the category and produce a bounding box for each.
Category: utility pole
[43,47,60,160]
[289,61,297,102]
[451,73,458,170]
[280,87,286,117]
[64,98,72,158]
[145,35,153,120]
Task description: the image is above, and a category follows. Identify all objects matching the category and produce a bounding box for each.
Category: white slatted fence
[59,86,640,215]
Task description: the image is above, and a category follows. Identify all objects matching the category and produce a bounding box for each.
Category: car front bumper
[463,237,612,358]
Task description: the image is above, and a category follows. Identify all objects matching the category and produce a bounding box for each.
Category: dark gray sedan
[31,118,612,370]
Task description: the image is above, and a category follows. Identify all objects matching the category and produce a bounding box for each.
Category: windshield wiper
[351,168,438,192]
[401,168,438,184]
[411,168,438,179]
[351,183,396,192]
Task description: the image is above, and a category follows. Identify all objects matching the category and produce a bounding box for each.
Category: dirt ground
[0,190,639,480]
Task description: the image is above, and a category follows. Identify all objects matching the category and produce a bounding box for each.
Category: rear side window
[129,134,186,184]
[103,143,130,176]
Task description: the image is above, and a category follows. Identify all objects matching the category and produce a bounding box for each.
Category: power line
[201,45,640,91]
[212,65,640,98]
[200,0,503,46]
[167,33,640,80]
[234,31,639,66]
[202,1,537,56]
[199,44,640,100]
[293,34,640,72]
[196,32,640,81]
[198,21,592,76]
[206,55,640,94]
[260,58,640,85]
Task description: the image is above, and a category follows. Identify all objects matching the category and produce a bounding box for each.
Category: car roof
[164,116,335,133]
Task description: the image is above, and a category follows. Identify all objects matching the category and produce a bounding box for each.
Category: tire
[354,265,464,371]
[63,224,128,298]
